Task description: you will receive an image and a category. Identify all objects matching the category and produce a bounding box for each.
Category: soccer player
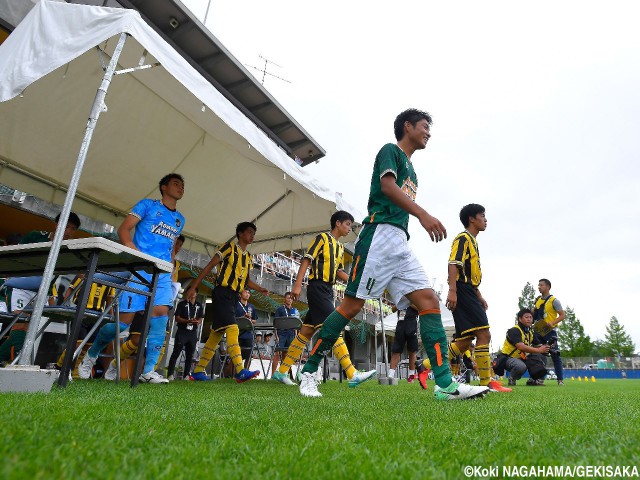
[0,212,81,363]
[445,203,511,393]
[388,305,420,382]
[532,278,566,385]
[297,109,489,400]
[273,211,376,387]
[185,221,269,383]
[78,173,185,384]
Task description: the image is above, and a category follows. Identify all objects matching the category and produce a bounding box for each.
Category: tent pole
[19,33,128,366]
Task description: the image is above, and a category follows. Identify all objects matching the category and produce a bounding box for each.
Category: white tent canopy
[0,0,359,255]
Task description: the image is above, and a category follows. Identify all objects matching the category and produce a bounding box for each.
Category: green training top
[362,143,418,238]
[20,230,51,244]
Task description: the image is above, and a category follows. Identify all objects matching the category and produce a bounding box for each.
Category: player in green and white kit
[298,109,489,401]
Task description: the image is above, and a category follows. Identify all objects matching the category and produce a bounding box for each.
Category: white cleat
[139,371,169,384]
[299,372,322,397]
[104,361,117,381]
[77,354,97,379]
[434,382,489,401]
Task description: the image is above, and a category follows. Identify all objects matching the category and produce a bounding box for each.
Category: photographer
[497,309,549,386]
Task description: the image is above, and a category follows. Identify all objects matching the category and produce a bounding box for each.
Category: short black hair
[55,212,81,229]
[539,278,551,288]
[393,109,433,141]
[330,210,355,229]
[284,291,293,298]
[517,308,532,321]
[158,173,184,196]
[459,204,485,228]
[236,221,257,239]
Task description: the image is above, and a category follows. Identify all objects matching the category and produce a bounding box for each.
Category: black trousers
[167,328,198,378]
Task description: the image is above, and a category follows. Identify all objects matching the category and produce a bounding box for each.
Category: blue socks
[87,321,129,358]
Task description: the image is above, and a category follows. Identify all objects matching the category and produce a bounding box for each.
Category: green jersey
[362,143,418,238]
[20,231,51,244]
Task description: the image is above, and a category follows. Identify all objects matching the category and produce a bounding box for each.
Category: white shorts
[346,223,432,310]
[10,288,36,312]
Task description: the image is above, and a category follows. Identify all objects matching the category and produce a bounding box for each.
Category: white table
[0,237,172,387]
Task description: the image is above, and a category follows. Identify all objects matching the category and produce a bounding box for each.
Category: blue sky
[183,0,640,353]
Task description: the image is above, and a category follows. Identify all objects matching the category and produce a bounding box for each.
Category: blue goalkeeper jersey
[130,199,185,262]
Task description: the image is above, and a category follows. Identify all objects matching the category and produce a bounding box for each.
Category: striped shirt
[53,276,115,311]
[448,230,482,287]
[304,232,344,285]
[215,241,253,292]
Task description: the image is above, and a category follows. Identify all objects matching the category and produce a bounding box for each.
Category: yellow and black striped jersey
[215,241,253,292]
[54,276,115,311]
[448,230,482,287]
[304,232,344,285]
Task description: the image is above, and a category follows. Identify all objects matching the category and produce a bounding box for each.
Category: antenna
[245,55,291,85]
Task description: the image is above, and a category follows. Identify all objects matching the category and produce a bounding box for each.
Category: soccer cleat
[139,371,169,384]
[235,369,260,383]
[77,354,97,379]
[299,372,322,397]
[188,371,211,381]
[557,380,565,386]
[348,369,377,388]
[407,374,416,384]
[272,371,297,386]
[488,380,512,393]
[167,374,174,381]
[434,382,489,401]
[508,377,516,387]
[536,379,545,386]
[104,361,117,381]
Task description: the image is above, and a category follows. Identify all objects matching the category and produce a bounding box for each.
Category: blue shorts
[277,330,295,349]
[119,272,173,313]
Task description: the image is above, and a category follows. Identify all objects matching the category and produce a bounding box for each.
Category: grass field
[1,378,639,479]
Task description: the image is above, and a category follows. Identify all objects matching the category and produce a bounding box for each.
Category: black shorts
[303,280,335,329]
[391,312,419,354]
[210,286,239,331]
[452,282,489,340]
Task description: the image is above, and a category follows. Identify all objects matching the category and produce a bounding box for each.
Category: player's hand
[291,285,301,301]
[418,213,447,242]
[538,344,550,354]
[446,291,457,311]
[479,297,488,310]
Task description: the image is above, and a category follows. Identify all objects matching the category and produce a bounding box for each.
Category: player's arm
[445,263,459,311]
[185,255,221,301]
[476,288,488,310]
[246,278,268,296]
[336,269,349,283]
[174,313,190,325]
[291,257,311,301]
[516,342,550,355]
[380,174,446,242]
[117,214,141,251]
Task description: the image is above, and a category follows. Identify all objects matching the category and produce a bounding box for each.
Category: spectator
[167,290,204,380]
[271,291,299,377]
[236,288,258,369]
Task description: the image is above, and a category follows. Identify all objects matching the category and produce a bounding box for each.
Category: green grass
[1,378,639,479]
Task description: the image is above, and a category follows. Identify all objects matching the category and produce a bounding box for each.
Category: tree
[557,306,594,357]
[603,316,635,357]
[517,282,536,312]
